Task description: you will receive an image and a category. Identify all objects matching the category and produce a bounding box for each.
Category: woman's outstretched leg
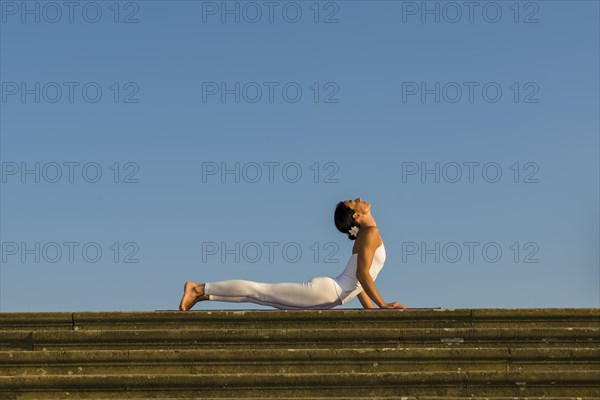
[179,277,341,310]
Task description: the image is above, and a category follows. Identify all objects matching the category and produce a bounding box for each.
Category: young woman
[179,197,408,310]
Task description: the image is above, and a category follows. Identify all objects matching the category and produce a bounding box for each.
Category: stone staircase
[0,308,598,399]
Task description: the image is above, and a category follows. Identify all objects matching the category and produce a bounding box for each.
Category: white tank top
[333,242,386,304]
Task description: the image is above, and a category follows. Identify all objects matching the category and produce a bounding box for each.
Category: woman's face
[344,197,371,218]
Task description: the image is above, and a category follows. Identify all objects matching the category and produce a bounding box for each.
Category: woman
[179,197,408,310]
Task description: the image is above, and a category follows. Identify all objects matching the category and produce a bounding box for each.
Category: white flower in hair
[348,226,360,237]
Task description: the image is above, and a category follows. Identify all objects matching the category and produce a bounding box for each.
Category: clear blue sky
[1,0,598,311]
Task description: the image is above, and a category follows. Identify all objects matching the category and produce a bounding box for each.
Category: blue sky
[1,0,598,311]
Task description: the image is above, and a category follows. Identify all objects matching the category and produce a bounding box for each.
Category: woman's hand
[380,301,408,309]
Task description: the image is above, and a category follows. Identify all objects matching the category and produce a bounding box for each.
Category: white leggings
[204,276,343,310]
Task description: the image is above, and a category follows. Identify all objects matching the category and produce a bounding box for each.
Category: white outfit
[204,242,386,309]
[334,242,386,304]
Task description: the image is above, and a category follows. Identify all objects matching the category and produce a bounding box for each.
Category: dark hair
[334,201,359,241]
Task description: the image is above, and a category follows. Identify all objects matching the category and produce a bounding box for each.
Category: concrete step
[2,327,598,351]
[1,347,598,376]
[1,309,598,331]
[4,397,600,400]
[1,371,599,397]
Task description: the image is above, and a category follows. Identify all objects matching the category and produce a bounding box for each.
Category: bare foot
[179,281,208,311]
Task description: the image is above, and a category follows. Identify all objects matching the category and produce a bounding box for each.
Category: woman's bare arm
[355,228,388,308]
[357,290,375,309]
[358,260,408,309]
[356,269,387,307]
